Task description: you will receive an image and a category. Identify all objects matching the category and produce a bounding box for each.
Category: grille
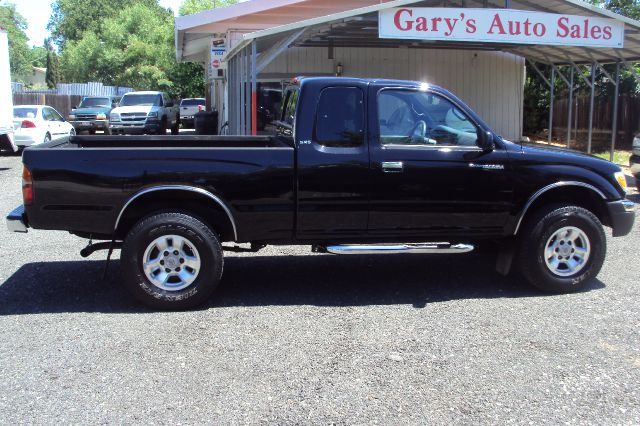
[76,114,97,120]
[121,113,148,122]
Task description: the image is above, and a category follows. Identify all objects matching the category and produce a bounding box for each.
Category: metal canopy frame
[219,0,640,161]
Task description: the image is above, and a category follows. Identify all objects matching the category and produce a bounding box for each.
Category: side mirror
[479,131,495,151]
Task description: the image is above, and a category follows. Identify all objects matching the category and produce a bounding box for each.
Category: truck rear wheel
[121,212,223,310]
[517,205,606,293]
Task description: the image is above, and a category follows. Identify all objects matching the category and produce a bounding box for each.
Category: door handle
[382,161,404,172]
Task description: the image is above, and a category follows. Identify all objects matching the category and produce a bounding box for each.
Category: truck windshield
[80,97,112,108]
[120,94,161,107]
[181,99,205,106]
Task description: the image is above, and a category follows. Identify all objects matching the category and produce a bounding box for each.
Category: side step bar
[319,242,474,255]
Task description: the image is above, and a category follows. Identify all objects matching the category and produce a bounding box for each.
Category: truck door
[368,86,513,238]
[296,84,369,239]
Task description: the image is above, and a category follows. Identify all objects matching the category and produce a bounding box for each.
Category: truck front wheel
[121,212,223,310]
[517,205,606,293]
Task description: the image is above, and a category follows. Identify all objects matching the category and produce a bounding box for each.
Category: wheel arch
[114,186,238,242]
[514,182,611,235]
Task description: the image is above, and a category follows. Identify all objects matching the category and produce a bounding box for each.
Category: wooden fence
[13,93,83,119]
[552,94,640,151]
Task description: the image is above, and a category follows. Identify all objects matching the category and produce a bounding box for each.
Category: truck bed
[55,134,293,149]
[23,134,296,242]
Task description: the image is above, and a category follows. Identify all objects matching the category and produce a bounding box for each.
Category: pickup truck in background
[630,134,640,191]
[68,96,119,135]
[179,98,205,128]
[109,91,179,135]
[6,77,636,310]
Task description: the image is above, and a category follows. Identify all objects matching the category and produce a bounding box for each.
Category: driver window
[378,90,479,147]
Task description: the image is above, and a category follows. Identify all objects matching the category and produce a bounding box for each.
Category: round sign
[212,59,221,69]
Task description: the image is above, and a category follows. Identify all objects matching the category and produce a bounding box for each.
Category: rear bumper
[630,154,640,176]
[6,205,28,233]
[607,199,636,237]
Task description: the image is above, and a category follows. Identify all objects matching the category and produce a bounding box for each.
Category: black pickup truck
[6,77,636,309]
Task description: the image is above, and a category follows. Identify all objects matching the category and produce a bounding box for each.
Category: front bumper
[69,120,109,131]
[6,205,28,233]
[607,199,636,237]
[110,120,161,135]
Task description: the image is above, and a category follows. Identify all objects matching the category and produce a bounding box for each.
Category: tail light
[198,105,205,112]
[21,120,37,129]
[22,166,33,205]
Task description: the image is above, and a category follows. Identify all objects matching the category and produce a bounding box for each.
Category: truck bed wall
[23,144,295,242]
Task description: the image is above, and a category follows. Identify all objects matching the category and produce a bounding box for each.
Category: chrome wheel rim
[544,226,591,277]
[142,235,201,291]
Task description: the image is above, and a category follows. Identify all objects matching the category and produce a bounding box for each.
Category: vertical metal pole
[567,66,574,148]
[240,48,245,135]
[611,61,621,162]
[251,40,257,136]
[587,63,596,154]
[549,67,555,144]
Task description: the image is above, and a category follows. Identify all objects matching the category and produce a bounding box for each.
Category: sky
[10,0,184,47]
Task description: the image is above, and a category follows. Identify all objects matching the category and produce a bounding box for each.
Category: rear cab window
[314,87,364,148]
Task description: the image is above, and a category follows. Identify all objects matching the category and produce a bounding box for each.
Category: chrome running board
[323,242,474,255]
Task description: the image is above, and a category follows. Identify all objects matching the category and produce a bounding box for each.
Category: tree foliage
[0,3,32,81]
[45,41,61,88]
[179,0,238,16]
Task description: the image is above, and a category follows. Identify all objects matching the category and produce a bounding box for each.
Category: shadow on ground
[0,251,605,315]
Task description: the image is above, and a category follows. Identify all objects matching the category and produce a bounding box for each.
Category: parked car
[631,134,640,191]
[179,98,205,128]
[0,30,16,153]
[68,96,118,135]
[109,91,179,135]
[6,77,636,310]
[12,105,75,147]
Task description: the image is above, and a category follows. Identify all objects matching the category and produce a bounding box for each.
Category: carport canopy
[177,0,640,159]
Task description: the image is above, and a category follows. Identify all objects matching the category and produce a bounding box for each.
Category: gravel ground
[0,153,638,425]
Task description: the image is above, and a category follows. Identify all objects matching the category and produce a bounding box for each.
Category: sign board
[379,8,625,48]
[209,36,227,80]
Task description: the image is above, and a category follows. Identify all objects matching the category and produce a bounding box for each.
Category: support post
[239,48,245,135]
[549,67,555,144]
[611,61,621,162]
[567,66,574,149]
[251,40,257,136]
[587,63,596,154]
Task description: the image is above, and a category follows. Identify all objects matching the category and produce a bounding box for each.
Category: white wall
[261,47,525,141]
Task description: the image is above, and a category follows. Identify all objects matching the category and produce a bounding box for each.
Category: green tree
[45,41,61,88]
[0,2,32,81]
[30,45,47,68]
[179,0,238,16]
[48,0,159,49]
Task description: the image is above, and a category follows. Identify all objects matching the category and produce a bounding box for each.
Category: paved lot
[0,153,638,424]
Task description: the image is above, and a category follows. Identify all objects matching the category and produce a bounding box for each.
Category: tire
[517,204,606,293]
[170,116,180,135]
[159,118,167,135]
[121,212,224,310]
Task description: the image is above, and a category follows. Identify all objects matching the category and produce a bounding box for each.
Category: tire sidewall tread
[121,212,223,310]
[518,204,606,293]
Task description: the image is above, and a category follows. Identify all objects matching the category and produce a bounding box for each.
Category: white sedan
[13,105,76,147]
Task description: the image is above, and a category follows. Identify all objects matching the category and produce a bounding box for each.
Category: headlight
[148,112,158,118]
[68,114,75,120]
[96,113,107,120]
[614,171,628,192]
[110,113,120,121]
